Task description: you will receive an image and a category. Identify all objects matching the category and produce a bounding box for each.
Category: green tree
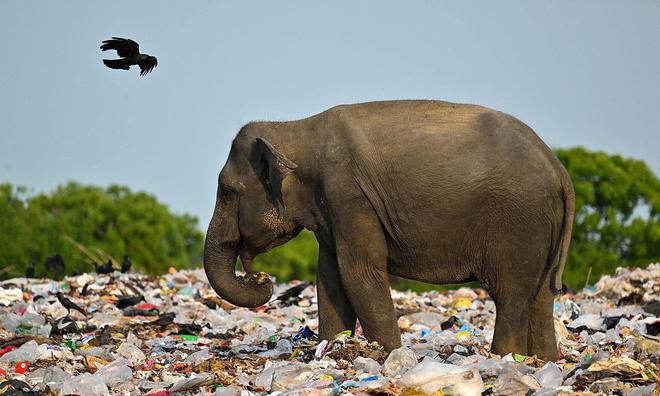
[0,182,204,279]
[555,147,659,288]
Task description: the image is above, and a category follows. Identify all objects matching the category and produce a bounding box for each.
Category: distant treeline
[0,184,203,279]
[1,147,658,289]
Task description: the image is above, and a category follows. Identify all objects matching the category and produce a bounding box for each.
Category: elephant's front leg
[316,243,357,339]
[333,208,401,352]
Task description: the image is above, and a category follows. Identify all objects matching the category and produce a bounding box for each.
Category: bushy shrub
[0,182,204,279]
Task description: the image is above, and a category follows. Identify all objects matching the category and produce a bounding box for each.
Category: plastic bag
[383,347,418,376]
[398,360,484,396]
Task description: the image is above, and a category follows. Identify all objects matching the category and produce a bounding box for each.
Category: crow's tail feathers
[103,58,130,70]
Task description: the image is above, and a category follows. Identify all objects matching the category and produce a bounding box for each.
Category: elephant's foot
[491,295,530,357]
[528,287,560,361]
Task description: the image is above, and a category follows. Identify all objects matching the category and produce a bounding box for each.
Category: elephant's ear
[253,138,298,212]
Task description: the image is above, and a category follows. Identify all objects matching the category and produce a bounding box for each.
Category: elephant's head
[204,124,313,308]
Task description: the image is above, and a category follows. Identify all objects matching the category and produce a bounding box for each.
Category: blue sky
[1,1,658,227]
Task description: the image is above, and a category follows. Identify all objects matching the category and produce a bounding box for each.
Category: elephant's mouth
[238,226,305,273]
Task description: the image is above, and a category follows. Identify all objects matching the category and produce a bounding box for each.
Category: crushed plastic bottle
[383,346,418,376]
[568,313,605,331]
[493,363,541,395]
[214,385,243,396]
[27,366,71,393]
[94,358,133,387]
[255,362,313,392]
[353,356,382,374]
[399,359,484,396]
[533,361,563,389]
[0,340,39,363]
[60,373,109,396]
[116,342,145,364]
[184,348,212,364]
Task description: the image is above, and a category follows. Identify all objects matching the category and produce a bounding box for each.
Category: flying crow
[100,37,157,76]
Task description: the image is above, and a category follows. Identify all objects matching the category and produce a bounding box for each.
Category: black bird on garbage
[56,292,88,317]
[116,295,145,309]
[95,260,114,274]
[50,316,78,336]
[98,325,112,345]
[45,254,65,274]
[25,263,35,279]
[121,254,132,273]
[276,282,310,304]
[81,281,93,296]
[100,37,158,76]
[148,312,175,327]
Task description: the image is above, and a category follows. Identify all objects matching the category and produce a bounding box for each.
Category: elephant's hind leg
[486,213,554,357]
[489,287,532,357]
[528,285,559,360]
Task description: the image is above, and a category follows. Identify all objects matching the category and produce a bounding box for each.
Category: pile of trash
[0,263,658,395]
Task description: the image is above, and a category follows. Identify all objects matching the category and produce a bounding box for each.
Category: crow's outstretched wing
[100,37,139,58]
[139,56,157,76]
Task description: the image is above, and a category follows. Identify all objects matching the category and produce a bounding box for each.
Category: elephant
[204,100,574,360]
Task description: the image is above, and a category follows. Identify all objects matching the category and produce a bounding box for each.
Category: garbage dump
[0,263,658,395]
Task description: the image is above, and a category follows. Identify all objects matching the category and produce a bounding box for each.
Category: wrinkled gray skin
[204,100,574,360]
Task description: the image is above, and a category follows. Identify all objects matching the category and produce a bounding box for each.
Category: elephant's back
[324,100,566,250]
[329,100,563,191]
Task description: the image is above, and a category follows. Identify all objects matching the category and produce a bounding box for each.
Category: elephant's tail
[550,173,575,295]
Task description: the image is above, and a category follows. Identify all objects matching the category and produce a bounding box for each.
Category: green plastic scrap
[514,354,529,363]
[63,339,77,350]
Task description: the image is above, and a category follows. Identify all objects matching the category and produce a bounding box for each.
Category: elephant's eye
[220,185,236,202]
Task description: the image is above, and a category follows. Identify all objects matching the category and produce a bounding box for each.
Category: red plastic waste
[0,346,17,358]
[15,361,29,374]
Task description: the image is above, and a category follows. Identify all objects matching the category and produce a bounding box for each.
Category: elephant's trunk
[203,193,273,308]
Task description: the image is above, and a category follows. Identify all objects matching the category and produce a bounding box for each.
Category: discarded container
[533,361,563,389]
[14,361,28,374]
[60,373,109,396]
[399,360,484,396]
[94,358,133,387]
[0,340,39,363]
[116,342,145,364]
[383,346,418,376]
[493,363,541,395]
[353,356,382,374]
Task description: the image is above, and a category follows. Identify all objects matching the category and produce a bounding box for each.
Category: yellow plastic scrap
[318,375,334,381]
[454,331,471,342]
[635,335,660,355]
[402,388,445,396]
[587,357,645,375]
[452,297,472,309]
